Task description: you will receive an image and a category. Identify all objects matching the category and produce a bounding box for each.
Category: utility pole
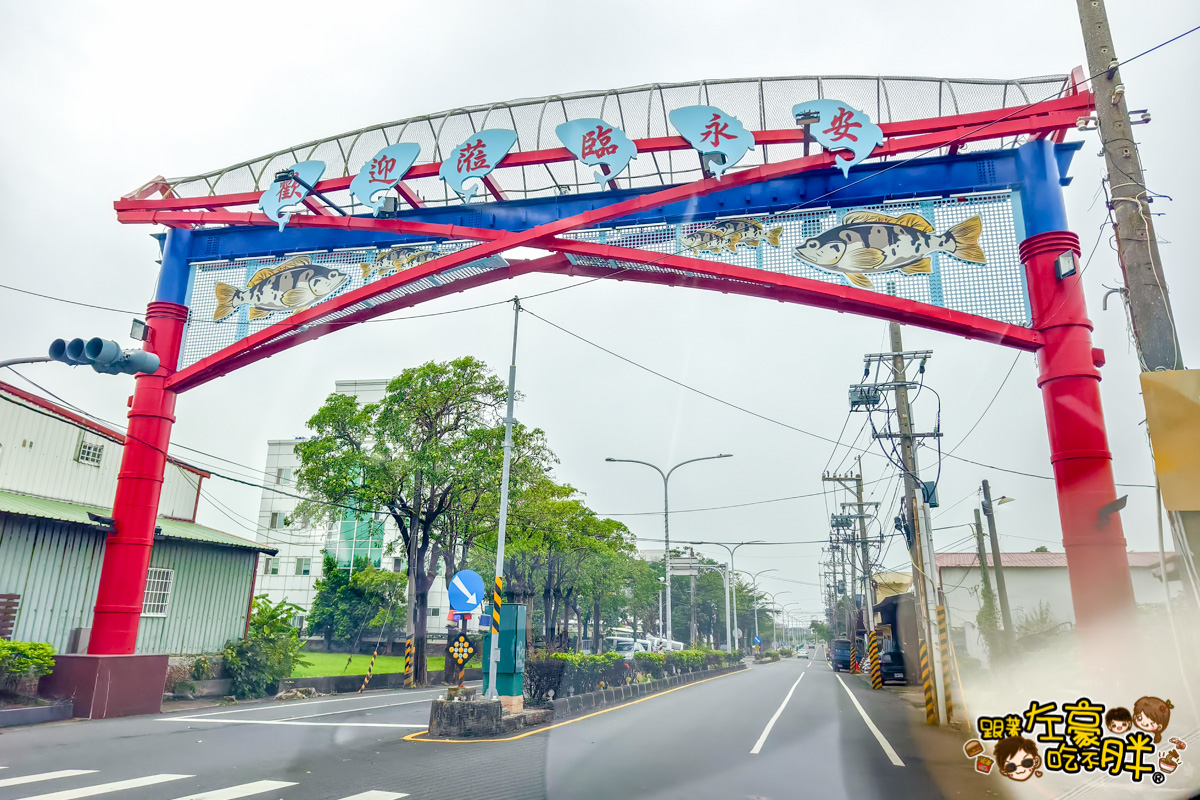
[981,480,1014,638]
[973,508,996,602]
[1076,0,1183,373]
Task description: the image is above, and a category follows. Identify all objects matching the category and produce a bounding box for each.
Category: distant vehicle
[830,638,854,671]
[605,636,650,661]
[880,649,907,684]
[797,646,809,659]
[644,636,684,652]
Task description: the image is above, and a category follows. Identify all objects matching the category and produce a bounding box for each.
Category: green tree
[224,595,308,699]
[308,554,378,650]
[810,621,833,642]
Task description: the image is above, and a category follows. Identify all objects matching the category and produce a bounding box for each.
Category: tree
[307,554,381,651]
[810,621,833,643]
[1033,545,1050,553]
[224,595,308,699]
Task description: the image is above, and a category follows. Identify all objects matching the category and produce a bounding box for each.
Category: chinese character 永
[581,125,619,161]
[822,107,863,143]
[456,139,489,173]
[368,155,398,184]
[701,113,735,146]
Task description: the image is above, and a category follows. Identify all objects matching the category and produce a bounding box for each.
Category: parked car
[879,649,907,684]
[830,638,854,671]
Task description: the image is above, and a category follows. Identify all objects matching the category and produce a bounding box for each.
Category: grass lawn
[291,651,479,678]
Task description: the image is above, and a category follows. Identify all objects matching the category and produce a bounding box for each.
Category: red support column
[87,301,188,654]
[1021,231,1136,627]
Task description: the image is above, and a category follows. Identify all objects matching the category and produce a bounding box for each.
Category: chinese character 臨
[1023,700,1065,744]
[581,125,619,161]
[701,113,735,146]
[1064,698,1105,749]
[822,107,863,143]
[1121,732,1155,782]
[276,180,303,202]
[456,139,489,173]
[368,155,398,184]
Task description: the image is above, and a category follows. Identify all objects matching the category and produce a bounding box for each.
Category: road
[0,653,978,800]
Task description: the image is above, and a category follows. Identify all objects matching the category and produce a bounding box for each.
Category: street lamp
[605,454,732,644]
[735,567,776,652]
[684,539,763,653]
[698,563,732,652]
[763,590,790,648]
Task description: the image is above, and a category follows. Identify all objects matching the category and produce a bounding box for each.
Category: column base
[38,654,168,719]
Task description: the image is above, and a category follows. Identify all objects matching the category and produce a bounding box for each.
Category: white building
[935,551,1181,666]
[253,379,481,637]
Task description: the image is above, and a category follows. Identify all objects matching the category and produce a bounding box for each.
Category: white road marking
[278,697,438,721]
[12,774,193,800]
[168,687,456,719]
[749,672,804,754]
[835,674,905,766]
[162,718,426,729]
[0,772,97,789]
[165,781,299,800]
[336,793,409,800]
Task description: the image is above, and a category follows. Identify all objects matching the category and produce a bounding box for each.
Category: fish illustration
[439,129,518,203]
[668,105,755,179]
[704,219,783,251]
[259,160,326,231]
[792,211,984,289]
[349,143,421,214]
[792,100,885,179]
[679,229,731,254]
[213,256,350,321]
[555,118,638,188]
[360,247,438,280]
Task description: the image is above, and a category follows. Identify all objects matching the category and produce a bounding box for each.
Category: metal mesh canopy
[145,74,1068,210]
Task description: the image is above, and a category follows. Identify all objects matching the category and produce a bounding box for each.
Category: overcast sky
[1,1,1196,617]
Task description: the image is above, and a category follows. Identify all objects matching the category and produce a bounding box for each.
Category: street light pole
[736,568,775,651]
[980,480,1015,639]
[763,591,790,648]
[688,540,762,653]
[605,454,732,644]
[698,563,733,652]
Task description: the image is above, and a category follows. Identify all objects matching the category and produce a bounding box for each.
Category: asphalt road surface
[0,652,977,800]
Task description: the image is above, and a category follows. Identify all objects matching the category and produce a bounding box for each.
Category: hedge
[0,641,55,695]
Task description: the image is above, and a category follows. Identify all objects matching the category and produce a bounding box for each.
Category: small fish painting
[360,246,438,280]
[792,211,985,289]
[792,100,885,178]
[679,229,731,254]
[259,160,326,231]
[213,256,350,321]
[349,143,421,214]
[555,118,638,188]
[439,129,518,203]
[703,218,783,252]
[668,105,755,179]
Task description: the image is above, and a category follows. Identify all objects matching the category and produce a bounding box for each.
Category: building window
[393,557,404,573]
[295,557,312,576]
[428,608,440,617]
[142,568,173,616]
[270,512,286,529]
[263,557,280,575]
[276,467,292,484]
[77,439,104,467]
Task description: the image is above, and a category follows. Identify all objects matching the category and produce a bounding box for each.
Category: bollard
[868,631,882,690]
[404,637,414,688]
[936,605,954,725]
[919,638,937,725]
[358,647,378,694]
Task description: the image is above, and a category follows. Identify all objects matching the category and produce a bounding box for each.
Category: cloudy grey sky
[1,1,1196,615]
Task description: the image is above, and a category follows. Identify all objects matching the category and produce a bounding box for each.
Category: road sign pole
[487,298,520,700]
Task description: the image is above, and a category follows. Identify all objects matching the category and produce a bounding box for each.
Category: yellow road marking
[403,668,749,744]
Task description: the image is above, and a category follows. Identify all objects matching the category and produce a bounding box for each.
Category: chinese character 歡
[1023,700,1065,743]
[369,155,398,185]
[1064,698,1105,749]
[581,125,619,161]
[701,113,735,146]
[822,107,863,143]
[457,139,489,173]
[276,180,303,202]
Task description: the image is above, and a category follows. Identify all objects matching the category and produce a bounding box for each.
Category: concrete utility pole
[973,508,996,601]
[1076,0,1183,373]
[980,480,1015,638]
[405,469,422,688]
[824,463,879,642]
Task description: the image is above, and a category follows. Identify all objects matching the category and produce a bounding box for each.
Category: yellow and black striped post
[403,637,414,688]
[491,576,503,636]
[919,638,937,725]
[936,605,954,725]
[867,631,882,689]
[358,648,378,694]
[850,641,859,674]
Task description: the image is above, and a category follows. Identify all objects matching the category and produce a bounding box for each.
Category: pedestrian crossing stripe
[0,770,408,799]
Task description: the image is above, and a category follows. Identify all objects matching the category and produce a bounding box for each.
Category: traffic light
[49,338,160,375]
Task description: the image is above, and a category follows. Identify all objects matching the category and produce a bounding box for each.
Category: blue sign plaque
[555,118,638,188]
[439,129,518,203]
[349,143,421,214]
[791,100,884,178]
[259,160,326,231]
[448,569,485,612]
[668,105,755,179]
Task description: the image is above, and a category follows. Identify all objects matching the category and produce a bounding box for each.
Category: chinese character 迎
[821,107,863,143]
[456,139,489,173]
[1023,700,1065,743]
[276,180,303,202]
[1122,732,1155,782]
[978,716,1006,740]
[701,113,735,146]
[581,125,619,161]
[1064,698,1105,749]
[368,155,398,184]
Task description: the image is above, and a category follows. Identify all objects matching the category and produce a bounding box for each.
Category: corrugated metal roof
[0,490,276,554]
[936,552,1164,569]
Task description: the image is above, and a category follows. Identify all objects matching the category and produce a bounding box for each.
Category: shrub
[524,655,567,704]
[190,655,215,681]
[633,651,665,678]
[223,595,308,699]
[524,652,631,700]
[0,640,55,695]
[778,646,794,658]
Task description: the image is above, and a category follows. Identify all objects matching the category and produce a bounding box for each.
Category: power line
[0,282,141,315]
[945,352,1021,456]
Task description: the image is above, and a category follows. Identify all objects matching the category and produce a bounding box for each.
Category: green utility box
[481,603,526,698]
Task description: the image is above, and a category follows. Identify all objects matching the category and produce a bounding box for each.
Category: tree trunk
[413,572,429,685]
[592,597,602,653]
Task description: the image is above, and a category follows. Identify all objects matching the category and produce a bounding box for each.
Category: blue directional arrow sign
[448,569,485,613]
[753,635,762,646]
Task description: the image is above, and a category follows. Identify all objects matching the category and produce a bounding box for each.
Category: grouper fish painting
[792,211,985,289]
[213,256,350,321]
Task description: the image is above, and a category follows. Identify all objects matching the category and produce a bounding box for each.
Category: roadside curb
[550,664,747,721]
[0,700,73,729]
